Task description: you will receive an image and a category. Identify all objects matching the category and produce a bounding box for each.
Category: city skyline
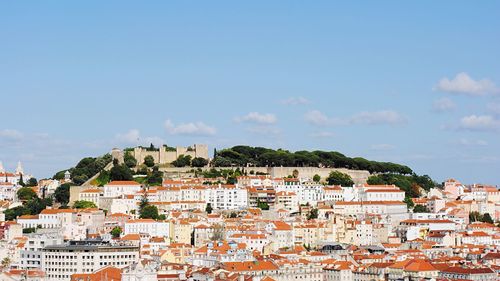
[1,1,500,184]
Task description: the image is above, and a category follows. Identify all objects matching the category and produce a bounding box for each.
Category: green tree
[404,196,414,208]
[307,208,319,220]
[144,155,155,167]
[313,174,321,182]
[19,174,25,186]
[17,187,37,201]
[109,164,133,181]
[482,213,494,224]
[139,205,159,219]
[229,212,238,218]
[4,206,30,221]
[124,152,137,168]
[172,155,192,167]
[469,211,482,223]
[191,157,209,167]
[73,200,97,209]
[25,178,38,187]
[110,226,122,238]
[413,205,430,213]
[27,197,52,215]
[326,171,354,186]
[256,199,270,210]
[54,183,71,205]
[205,203,213,214]
[146,166,163,186]
[1,257,11,269]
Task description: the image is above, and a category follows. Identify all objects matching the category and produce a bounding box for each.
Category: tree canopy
[143,155,155,167]
[73,200,97,209]
[54,183,70,205]
[326,171,354,186]
[53,154,112,185]
[212,146,412,174]
[139,205,159,219]
[191,157,209,167]
[172,155,192,167]
[17,187,37,201]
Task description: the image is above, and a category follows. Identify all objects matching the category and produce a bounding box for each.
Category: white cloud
[370,144,395,151]
[0,129,23,141]
[350,110,406,125]
[305,110,406,126]
[164,119,216,136]
[304,110,332,126]
[458,138,488,146]
[115,129,164,146]
[235,112,277,124]
[310,131,334,138]
[487,102,500,115]
[281,97,310,105]
[432,97,456,112]
[435,72,498,96]
[458,115,500,131]
[116,129,140,143]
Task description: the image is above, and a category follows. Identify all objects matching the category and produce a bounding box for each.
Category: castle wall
[132,144,209,166]
[158,166,370,184]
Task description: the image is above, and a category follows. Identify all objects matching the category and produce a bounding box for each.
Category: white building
[124,219,170,237]
[42,240,139,281]
[103,181,142,198]
[205,184,248,210]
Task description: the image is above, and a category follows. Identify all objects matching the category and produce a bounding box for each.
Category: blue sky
[1,1,499,184]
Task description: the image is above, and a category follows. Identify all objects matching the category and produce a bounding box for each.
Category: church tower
[15,161,23,175]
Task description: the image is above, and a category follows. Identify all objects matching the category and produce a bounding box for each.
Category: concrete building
[41,240,139,281]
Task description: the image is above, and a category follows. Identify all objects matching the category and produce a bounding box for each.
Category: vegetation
[404,196,414,208]
[124,152,137,168]
[367,174,435,198]
[326,171,354,186]
[172,155,192,167]
[469,211,494,224]
[73,200,97,209]
[5,195,53,221]
[25,177,38,187]
[313,174,321,182]
[191,157,209,167]
[138,193,159,219]
[109,160,134,181]
[140,205,159,219]
[256,199,270,210]
[413,205,430,213]
[17,187,37,201]
[143,155,155,167]
[1,257,11,269]
[53,154,112,185]
[95,170,111,186]
[205,203,213,214]
[212,146,412,174]
[145,166,163,186]
[110,226,122,238]
[23,227,36,234]
[307,208,319,220]
[201,168,244,184]
[54,183,70,206]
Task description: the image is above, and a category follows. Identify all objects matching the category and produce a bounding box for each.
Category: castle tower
[0,161,4,173]
[15,161,23,175]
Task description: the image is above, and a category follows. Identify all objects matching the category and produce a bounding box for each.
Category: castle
[117,144,209,166]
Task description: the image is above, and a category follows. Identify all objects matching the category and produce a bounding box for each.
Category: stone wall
[132,144,209,166]
[159,166,370,184]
